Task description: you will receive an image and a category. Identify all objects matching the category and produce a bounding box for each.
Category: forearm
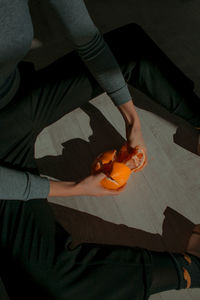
[117,99,141,128]
[48,179,89,197]
[117,99,147,151]
[48,180,77,197]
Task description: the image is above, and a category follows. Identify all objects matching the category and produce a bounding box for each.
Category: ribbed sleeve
[0,166,50,201]
[49,0,132,106]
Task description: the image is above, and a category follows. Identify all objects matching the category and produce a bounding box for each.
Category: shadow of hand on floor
[51,203,195,254]
[36,102,126,181]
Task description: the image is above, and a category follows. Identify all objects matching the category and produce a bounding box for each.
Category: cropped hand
[75,173,126,196]
[126,123,148,168]
[117,99,147,166]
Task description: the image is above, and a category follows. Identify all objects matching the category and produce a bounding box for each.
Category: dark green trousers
[0,23,199,300]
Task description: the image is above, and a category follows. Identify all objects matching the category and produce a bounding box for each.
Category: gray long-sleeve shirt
[0,0,132,201]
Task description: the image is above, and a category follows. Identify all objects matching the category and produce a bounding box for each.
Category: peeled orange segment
[129,146,146,173]
[117,143,146,173]
[101,162,131,190]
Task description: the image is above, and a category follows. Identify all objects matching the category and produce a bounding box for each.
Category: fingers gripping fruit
[117,143,146,173]
[91,144,147,190]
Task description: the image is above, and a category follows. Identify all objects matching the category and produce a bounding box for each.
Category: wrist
[48,180,78,197]
[125,118,141,131]
[118,99,141,127]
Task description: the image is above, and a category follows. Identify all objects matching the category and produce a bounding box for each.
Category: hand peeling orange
[117,143,146,173]
[91,143,147,190]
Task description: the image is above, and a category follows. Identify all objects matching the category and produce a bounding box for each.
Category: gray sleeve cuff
[108,84,132,106]
[27,173,50,200]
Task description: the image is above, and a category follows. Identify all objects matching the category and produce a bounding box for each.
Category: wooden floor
[35,89,200,300]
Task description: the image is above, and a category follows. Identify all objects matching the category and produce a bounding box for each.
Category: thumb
[94,172,106,181]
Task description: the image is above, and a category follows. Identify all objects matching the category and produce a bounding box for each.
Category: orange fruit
[91,150,131,190]
[91,144,147,190]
